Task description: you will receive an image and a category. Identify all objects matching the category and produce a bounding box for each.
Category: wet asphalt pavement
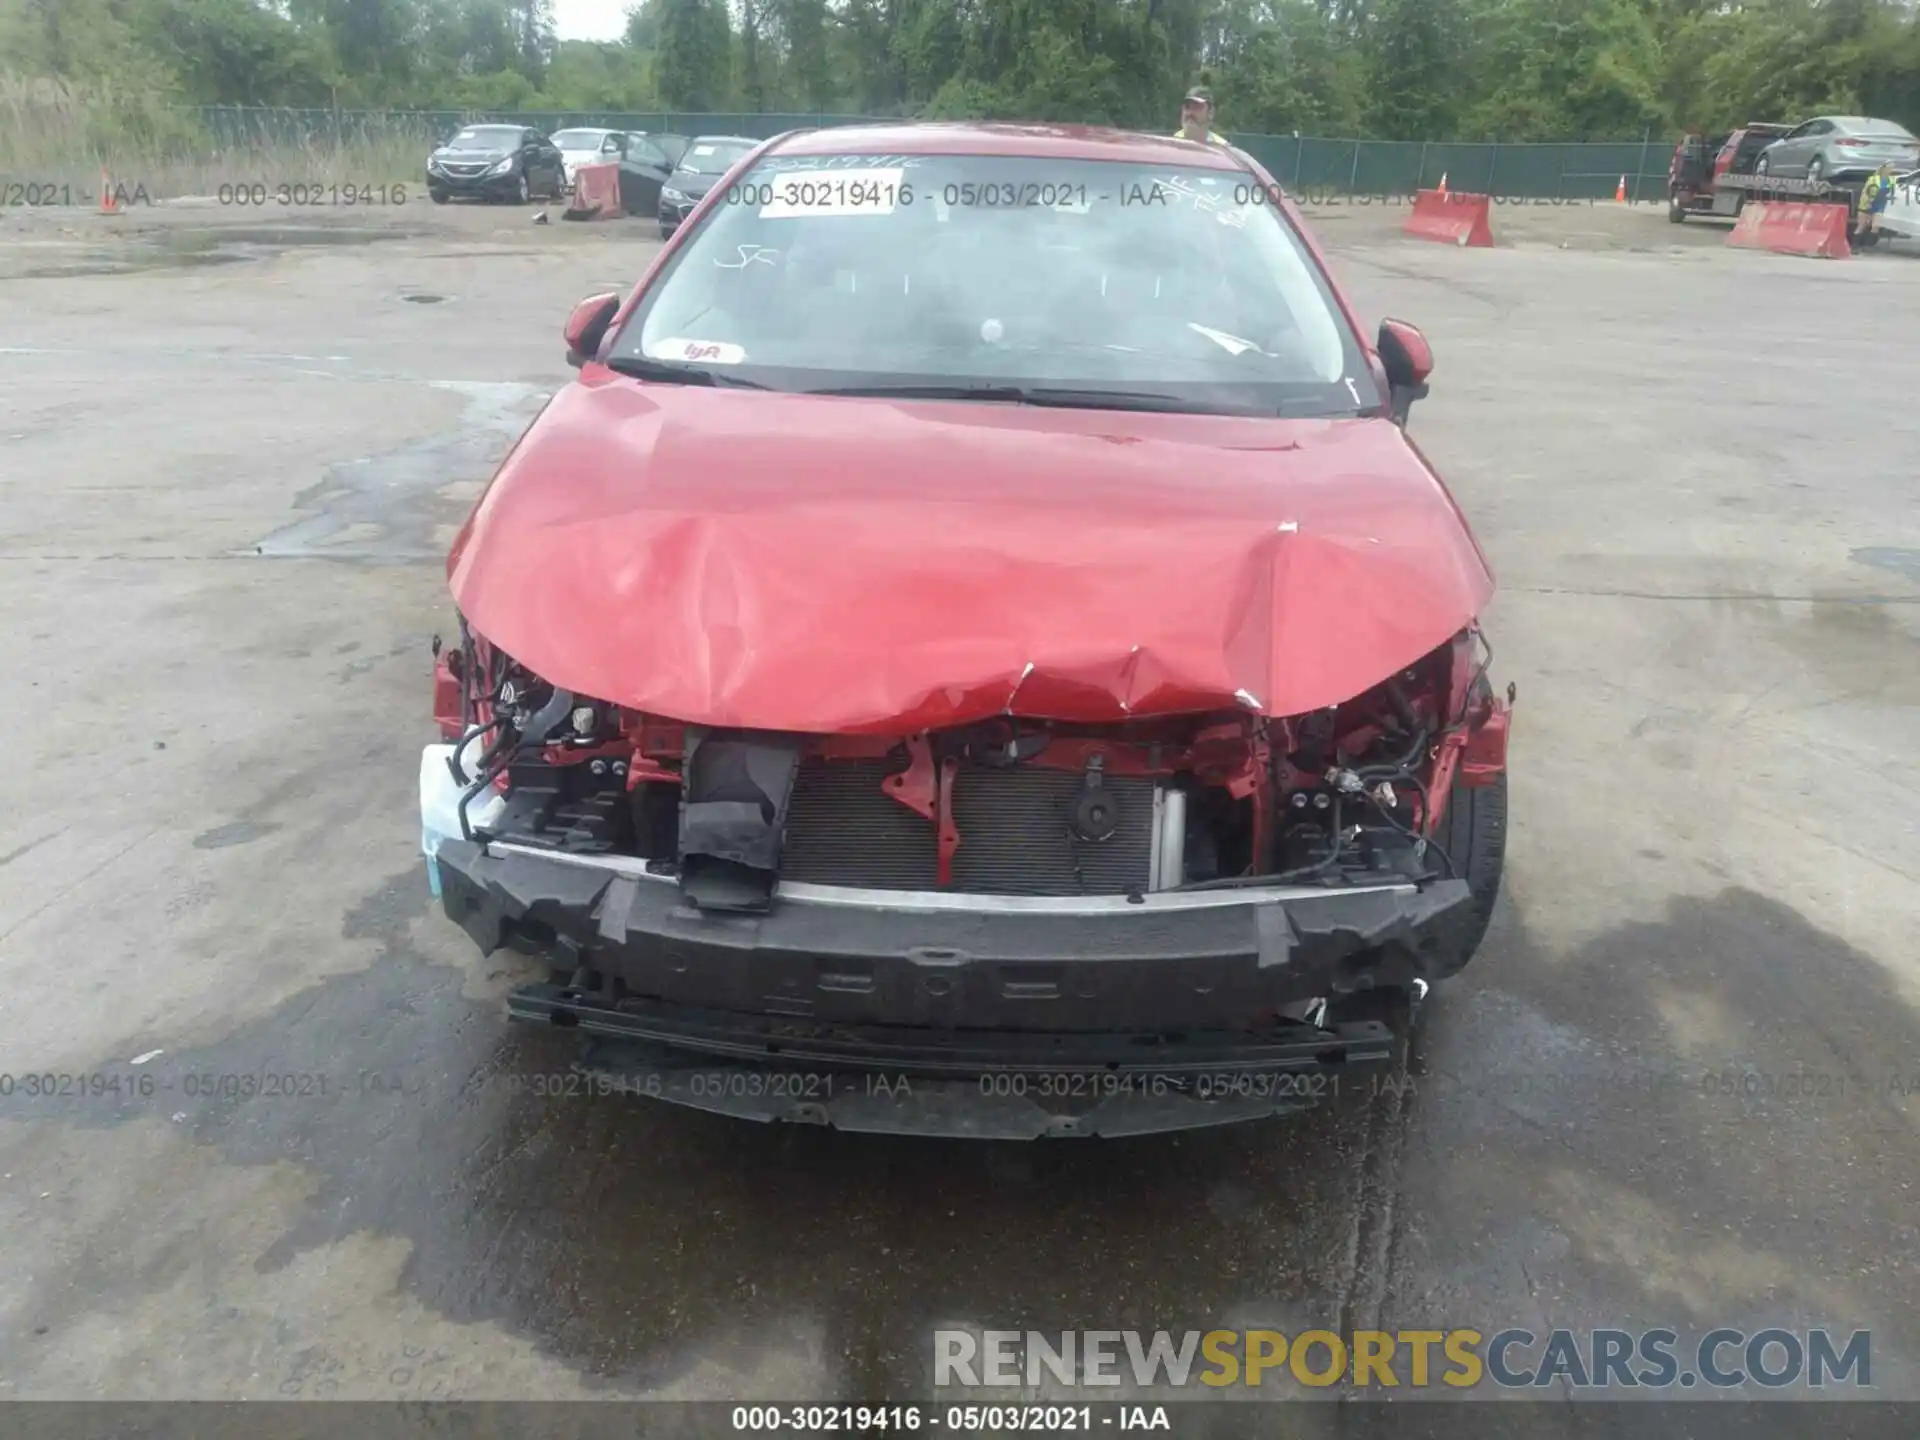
[0,200,1917,1426]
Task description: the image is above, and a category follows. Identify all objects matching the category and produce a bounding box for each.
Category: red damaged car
[422,122,1513,1139]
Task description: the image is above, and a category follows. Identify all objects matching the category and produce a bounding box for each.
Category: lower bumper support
[524,997,1398,1139]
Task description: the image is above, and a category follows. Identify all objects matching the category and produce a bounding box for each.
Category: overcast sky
[552,0,632,43]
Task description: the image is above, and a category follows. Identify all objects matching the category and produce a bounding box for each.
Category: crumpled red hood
[447,375,1495,734]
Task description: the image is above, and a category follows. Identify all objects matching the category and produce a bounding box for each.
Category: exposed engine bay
[432,619,1510,916]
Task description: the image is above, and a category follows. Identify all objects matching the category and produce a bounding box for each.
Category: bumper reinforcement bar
[436,837,1474,1031]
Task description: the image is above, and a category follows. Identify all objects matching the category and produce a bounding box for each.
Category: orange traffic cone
[1615,174,1628,204]
[98,167,120,215]
[1436,172,1448,198]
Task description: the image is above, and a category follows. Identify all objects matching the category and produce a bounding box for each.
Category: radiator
[778,757,1156,896]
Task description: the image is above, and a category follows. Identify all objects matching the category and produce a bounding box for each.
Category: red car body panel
[446,380,1493,734]
[446,122,1496,735]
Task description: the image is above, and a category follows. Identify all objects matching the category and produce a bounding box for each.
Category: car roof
[766,121,1247,171]
[687,135,760,146]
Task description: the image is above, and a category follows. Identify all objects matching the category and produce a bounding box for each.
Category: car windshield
[613,151,1378,417]
[552,130,610,149]
[448,127,521,150]
[675,141,757,176]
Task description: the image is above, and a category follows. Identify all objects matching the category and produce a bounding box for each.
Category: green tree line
[6,0,1920,140]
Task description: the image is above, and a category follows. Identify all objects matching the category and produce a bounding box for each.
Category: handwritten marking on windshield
[713,244,778,270]
[1136,174,1234,216]
[1187,323,1261,357]
[1345,377,1362,405]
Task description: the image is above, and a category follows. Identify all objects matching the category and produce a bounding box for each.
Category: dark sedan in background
[607,133,684,217]
[657,135,760,237]
[426,125,568,204]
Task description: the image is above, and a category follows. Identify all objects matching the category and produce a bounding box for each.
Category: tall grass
[0,75,433,199]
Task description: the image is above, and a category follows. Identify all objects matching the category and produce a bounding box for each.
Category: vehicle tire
[429,188,449,205]
[1668,194,1687,223]
[1807,157,1825,187]
[515,173,530,204]
[1424,767,1508,981]
[1755,154,1770,177]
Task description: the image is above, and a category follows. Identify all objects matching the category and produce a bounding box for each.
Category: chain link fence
[1231,133,1673,203]
[187,108,1675,202]
[195,107,879,150]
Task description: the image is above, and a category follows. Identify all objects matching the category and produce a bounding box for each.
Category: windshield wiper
[604,356,770,388]
[1020,386,1240,414]
[811,383,1232,414]
[811,382,1026,402]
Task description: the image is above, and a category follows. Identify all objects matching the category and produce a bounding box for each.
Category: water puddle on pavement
[1851,546,1920,584]
[9,223,417,278]
[247,380,549,563]
[17,250,250,278]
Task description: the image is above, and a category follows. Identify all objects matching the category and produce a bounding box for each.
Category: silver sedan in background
[1754,115,1920,183]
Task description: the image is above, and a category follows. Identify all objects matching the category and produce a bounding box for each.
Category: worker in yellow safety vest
[1174,87,1227,145]
[1857,161,1898,238]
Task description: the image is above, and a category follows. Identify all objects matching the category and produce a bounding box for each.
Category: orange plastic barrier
[1726,200,1850,258]
[564,162,624,220]
[1403,189,1495,247]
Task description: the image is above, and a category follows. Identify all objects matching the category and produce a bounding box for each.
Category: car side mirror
[1376,318,1432,427]
[565,292,621,368]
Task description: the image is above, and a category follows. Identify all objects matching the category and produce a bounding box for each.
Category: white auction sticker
[645,337,747,364]
[760,167,906,218]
